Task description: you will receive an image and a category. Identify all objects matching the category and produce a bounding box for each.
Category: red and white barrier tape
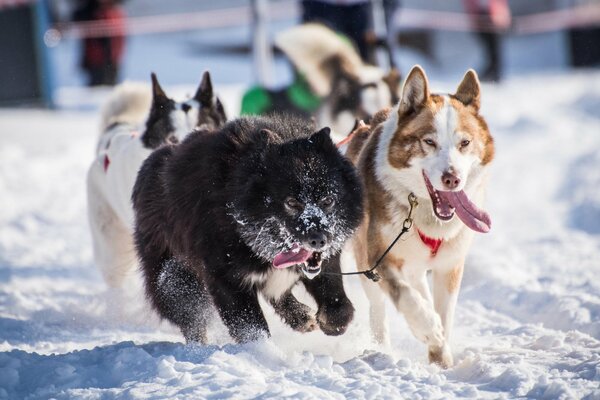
[52,2,298,40]
[0,0,35,9]
[396,4,600,34]
[39,2,600,45]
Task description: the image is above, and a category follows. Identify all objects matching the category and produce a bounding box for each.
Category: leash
[324,192,418,282]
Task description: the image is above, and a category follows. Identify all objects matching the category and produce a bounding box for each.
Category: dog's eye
[460,139,471,148]
[320,196,335,208]
[168,135,179,144]
[285,197,304,212]
[423,138,436,147]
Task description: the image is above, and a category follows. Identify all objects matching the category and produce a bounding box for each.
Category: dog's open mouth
[272,244,323,279]
[422,171,491,233]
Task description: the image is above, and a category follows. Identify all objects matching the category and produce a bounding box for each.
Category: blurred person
[72,0,126,86]
[301,0,374,63]
[464,0,511,82]
[364,0,401,70]
[568,0,600,67]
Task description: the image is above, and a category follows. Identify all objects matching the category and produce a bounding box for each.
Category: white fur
[97,82,151,153]
[322,81,393,141]
[318,106,356,143]
[87,84,197,288]
[275,23,392,142]
[244,269,300,301]
[361,81,392,117]
[171,99,201,141]
[275,23,366,97]
[363,94,491,367]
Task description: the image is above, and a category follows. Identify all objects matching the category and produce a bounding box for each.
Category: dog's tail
[99,82,152,134]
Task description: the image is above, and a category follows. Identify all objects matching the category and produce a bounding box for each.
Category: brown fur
[388,95,444,169]
[448,96,495,166]
[446,265,464,293]
[347,66,494,368]
[348,120,402,276]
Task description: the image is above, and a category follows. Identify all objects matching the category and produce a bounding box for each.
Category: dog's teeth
[301,268,321,280]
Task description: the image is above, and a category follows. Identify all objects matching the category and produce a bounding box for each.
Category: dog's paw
[316,301,355,336]
[428,343,454,369]
[289,313,319,333]
[404,309,445,347]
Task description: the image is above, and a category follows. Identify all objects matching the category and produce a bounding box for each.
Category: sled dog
[87,72,226,288]
[132,115,363,343]
[347,66,494,367]
[274,23,400,141]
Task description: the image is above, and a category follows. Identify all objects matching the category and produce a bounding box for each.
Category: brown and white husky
[346,65,495,368]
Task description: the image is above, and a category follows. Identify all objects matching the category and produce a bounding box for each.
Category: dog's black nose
[181,103,192,113]
[306,232,327,251]
[441,171,461,190]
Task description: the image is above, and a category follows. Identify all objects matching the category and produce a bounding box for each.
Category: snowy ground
[1,71,600,399]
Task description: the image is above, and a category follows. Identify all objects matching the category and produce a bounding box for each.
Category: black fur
[193,71,228,131]
[142,72,227,149]
[133,114,363,343]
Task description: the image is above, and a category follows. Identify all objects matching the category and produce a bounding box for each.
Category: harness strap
[323,193,418,282]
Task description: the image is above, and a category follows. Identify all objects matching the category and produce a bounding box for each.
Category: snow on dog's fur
[132,115,363,343]
[87,72,226,288]
[346,65,494,368]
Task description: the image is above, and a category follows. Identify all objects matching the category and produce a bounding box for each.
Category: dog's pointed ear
[215,97,227,121]
[309,127,332,147]
[151,72,168,100]
[454,69,481,111]
[257,128,278,149]
[399,65,429,115]
[195,71,213,106]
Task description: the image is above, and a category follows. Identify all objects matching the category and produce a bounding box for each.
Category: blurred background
[1,4,600,397]
[0,0,599,111]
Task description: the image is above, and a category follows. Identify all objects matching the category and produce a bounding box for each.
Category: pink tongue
[272,245,313,269]
[440,190,492,233]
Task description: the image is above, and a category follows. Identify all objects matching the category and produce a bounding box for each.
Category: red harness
[336,131,356,148]
[101,130,139,173]
[417,229,443,257]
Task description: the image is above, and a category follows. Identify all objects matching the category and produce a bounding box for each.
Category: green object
[241,86,272,115]
[286,75,322,112]
[240,74,322,116]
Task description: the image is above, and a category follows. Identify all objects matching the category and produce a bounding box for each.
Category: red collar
[417,229,443,257]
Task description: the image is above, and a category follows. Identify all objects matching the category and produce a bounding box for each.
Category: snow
[2,71,600,399]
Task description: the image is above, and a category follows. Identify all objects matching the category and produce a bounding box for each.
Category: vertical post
[251,0,273,86]
[34,0,55,108]
[372,0,396,69]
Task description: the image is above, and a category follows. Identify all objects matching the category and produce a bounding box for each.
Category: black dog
[132,115,363,343]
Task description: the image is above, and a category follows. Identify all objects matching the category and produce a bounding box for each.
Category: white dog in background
[87,72,227,288]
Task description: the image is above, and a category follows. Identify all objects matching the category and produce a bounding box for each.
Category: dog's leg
[360,275,390,346]
[354,222,389,345]
[428,263,464,368]
[208,278,270,343]
[379,268,445,351]
[152,259,212,344]
[87,166,137,288]
[404,270,433,304]
[269,290,318,333]
[302,253,355,336]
